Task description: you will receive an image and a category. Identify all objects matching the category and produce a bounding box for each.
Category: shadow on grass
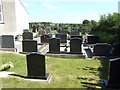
[9,74,25,78]
[78,58,109,89]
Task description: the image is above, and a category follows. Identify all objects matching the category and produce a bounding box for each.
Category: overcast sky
[22,0,119,23]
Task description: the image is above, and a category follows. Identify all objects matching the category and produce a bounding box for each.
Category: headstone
[55,34,67,43]
[41,35,50,43]
[59,30,68,34]
[38,30,46,36]
[25,52,49,79]
[112,43,120,57]
[93,43,112,56]
[106,58,120,88]
[45,27,51,34]
[32,26,36,32]
[71,35,82,40]
[84,35,99,44]
[70,30,79,36]
[23,29,29,32]
[70,38,82,54]
[0,35,14,48]
[22,40,37,52]
[49,38,60,53]
[22,32,33,40]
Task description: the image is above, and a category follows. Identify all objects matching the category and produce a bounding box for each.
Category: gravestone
[59,30,68,34]
[71,35,82,40]
[32,26,36,32]
[41,35,50,43]
[0,35,15,51]
[22,40,37,52]
[55,34,67,43]
[93,43,112,56]
[84,35,99,44]
[70,38,82,54]
[45,27,51,34]
[25,52,49,79]
[38,30,46,36]
[106,58,120,88]
[112,43,120,57]
[49,38,60,53]
[23,29,29,32]
[70,31,79,36]
[22,32,33,40]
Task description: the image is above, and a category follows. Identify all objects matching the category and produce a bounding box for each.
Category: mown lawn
[0,53,109,89]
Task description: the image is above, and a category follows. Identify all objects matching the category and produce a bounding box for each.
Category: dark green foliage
[91,13,120,44]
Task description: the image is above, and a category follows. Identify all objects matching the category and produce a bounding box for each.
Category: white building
[0,0,29,36]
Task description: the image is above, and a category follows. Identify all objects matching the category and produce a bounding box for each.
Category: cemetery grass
[0,53,109,89]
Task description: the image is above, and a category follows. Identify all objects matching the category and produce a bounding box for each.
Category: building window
[0,0,3,23]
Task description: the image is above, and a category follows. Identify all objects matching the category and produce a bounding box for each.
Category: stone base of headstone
[46,53,85,58]
[0,48,16,52]
[25,73,50,80]
[19,52,31,55]
[24,74,52,83]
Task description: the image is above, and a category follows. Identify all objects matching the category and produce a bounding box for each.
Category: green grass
[0,53,109,88]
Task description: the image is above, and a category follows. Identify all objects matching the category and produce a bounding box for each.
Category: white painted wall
[0,0,29,35]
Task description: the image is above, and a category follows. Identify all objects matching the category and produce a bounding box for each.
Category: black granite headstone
[49,38,60,53]
[93,43,111,56]
[26,52,49,79]
[22,40,37,52]
[112,43,120,57]
[41,35,50,43]
[70,38,82,54]
[0,35,14,48]
[84,35,99,44]
[55,34,67,43]
[23,32,33,40]
[107,58,120,88]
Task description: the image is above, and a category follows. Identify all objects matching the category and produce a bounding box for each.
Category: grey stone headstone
[41,35,50,43]
[38,30,46,36]
[22,40,37,52]
[70,31,79,36]
[0,35,14,48]
[49,38,60,53]
[23,32,33,40]
[93,43,111,56]
[26,52,49,79]
[70,38,82,53]
[55,34,67,43]
[107,58,120,88]
[84,35,99,44]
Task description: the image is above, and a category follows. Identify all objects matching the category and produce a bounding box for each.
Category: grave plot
[47,37,85,58]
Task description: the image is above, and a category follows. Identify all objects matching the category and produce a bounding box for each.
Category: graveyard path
[38,44,49,54]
